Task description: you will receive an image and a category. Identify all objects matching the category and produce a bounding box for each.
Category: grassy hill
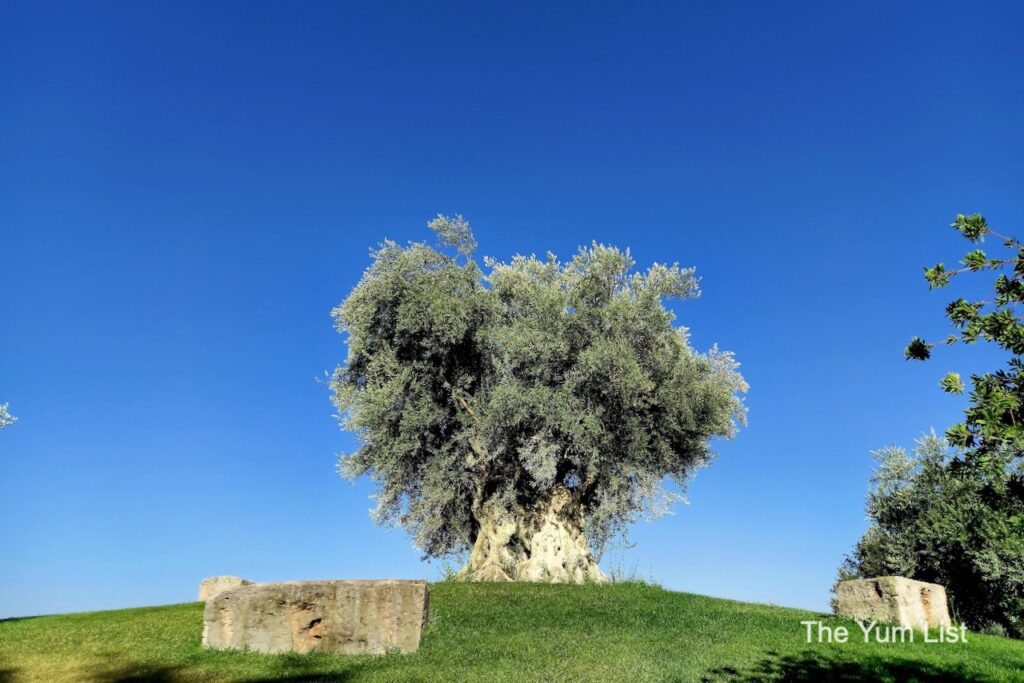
[1,582,1022,682]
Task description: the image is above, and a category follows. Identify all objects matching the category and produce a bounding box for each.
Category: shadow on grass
[0,669,19,683]
[237,675,364,683]
[86,663,183,682]
[701,650,977,682]
[83,662,365,683]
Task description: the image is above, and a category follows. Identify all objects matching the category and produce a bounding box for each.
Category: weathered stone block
[202,579,429,655]
[198,576,253,602]
[836,576,951,631]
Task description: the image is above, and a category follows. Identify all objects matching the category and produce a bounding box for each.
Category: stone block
[202,579,429,655]
[836,576,951,631]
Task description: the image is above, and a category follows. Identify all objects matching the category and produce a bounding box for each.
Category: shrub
[839,433,1024,637]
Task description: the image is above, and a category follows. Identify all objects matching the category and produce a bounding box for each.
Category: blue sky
[2,1,1022,618]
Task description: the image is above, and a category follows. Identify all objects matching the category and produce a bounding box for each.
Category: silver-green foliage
[839,433,1024,636]
[0,403,14,430]
[332,215,747,559]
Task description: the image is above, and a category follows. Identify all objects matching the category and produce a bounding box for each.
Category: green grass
[1,582,1022,682]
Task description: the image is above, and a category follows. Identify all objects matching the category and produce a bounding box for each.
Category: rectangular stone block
[836,576,951,632]
[202,579,429,655]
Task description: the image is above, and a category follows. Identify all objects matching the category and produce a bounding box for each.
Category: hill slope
[1,582,1022,682]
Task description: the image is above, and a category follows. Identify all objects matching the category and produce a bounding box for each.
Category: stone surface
[198,576,253,602]
[836,576,952,631]
[202,580,429,655]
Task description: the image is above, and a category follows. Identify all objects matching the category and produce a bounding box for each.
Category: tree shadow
[0,669,19,683]
[237,675,364,683]
[79,662,366,683]
[701,650,979,682]
[85,663,183,683]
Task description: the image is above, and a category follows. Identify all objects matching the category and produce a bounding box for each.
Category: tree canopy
[839,434,1024,637]
[331,215,746,578]
[907,213,1024,470]
[842,213,1024,637]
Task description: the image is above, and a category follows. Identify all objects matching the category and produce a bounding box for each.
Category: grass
[1,582,1023,682]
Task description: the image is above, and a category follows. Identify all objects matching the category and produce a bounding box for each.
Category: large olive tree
[332,215,746,582]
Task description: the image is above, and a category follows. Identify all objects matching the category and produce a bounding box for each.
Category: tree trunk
[458,486,607,583]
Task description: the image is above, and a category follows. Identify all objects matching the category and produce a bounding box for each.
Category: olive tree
[331,215,747,582]
[839,434,1024,636]
[840,213,1024,636]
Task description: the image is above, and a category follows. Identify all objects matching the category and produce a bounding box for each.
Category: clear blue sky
[2,1,1022,618]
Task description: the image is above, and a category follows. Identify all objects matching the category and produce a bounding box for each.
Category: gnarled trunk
[458,486,607,583]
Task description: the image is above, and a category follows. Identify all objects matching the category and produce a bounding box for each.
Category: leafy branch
[905,214,1024,455]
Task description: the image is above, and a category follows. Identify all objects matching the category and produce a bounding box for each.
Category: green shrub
[839,433,1024,637]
